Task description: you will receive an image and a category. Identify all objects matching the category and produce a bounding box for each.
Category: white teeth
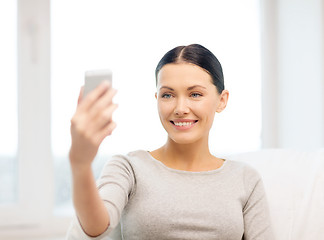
[174,122,193,126]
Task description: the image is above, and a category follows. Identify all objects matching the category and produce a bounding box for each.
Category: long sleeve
[242,175,274,240]
[66,155,136,240]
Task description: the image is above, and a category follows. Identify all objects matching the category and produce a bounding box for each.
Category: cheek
[196,100,217,121]
[157,100,173,119]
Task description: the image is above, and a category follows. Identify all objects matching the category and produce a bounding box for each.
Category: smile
[170,120,198,129]
[173,122,193,126]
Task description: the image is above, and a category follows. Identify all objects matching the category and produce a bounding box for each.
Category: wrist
[69,160,94,182]
[69,148,92,171]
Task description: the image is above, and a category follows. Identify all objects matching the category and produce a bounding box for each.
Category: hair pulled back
[155,44,224,94]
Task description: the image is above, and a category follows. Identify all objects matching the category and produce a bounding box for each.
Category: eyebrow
[187,85,207,90]
[159,85,207,91]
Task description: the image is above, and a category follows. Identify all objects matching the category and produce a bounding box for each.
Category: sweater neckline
[142,150,229,175]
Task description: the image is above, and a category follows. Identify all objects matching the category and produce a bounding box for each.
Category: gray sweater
[66,150,273,240]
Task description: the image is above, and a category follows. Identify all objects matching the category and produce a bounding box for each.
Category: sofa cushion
[228,149,324,240]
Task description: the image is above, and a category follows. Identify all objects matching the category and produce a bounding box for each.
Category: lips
[170,119,198,129]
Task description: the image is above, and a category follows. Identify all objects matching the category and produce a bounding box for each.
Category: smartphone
[83,69,112,97]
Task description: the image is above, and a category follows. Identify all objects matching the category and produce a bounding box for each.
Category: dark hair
[155,44,224,94]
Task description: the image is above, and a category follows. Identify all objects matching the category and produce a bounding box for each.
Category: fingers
[88,87,117,119]
[77,86,84,106]
[74,85,118,135]
[92,103,118,133]
[78,81,111,112]
[71,82,118,148]
[96,121,117,143]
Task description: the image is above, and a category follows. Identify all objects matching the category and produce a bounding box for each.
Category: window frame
[0,0,71,236]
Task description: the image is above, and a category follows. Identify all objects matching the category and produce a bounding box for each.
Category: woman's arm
[69,81,118,237]
[70,161,110,237]
[243,177,274,240]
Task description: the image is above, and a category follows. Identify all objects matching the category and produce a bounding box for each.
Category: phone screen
[83,69,112,97]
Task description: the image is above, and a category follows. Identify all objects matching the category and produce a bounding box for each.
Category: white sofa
[106,149,324,240]
[229,148,324,240]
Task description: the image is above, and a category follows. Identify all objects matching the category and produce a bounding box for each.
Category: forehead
[157,63,213,88]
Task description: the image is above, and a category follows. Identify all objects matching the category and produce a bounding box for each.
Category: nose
[174,97,190,116]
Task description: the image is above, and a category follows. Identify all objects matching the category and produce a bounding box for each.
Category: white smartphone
[83,69,112,97]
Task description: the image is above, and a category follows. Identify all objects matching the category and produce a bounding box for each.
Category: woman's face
[156,63,228,145]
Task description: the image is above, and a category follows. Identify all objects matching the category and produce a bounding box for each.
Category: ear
[216,90,229,113]
[155,92,157,99]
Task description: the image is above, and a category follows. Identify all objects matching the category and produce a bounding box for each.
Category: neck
[160,136,213,170]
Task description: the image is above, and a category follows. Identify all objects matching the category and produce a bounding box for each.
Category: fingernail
[102,80,111,87]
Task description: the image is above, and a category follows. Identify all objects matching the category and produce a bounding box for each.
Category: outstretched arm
[69,81,117,237]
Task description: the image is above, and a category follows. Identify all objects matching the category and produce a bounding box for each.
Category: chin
[168,134,201,145]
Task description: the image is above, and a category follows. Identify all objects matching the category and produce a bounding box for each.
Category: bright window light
[0,0,18,205]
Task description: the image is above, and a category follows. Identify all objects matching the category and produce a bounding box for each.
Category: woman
[67,44,273,239]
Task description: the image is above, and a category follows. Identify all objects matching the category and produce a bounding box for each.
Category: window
[0,0,54,229]
[51,0,262,213]
[0,0,18,206]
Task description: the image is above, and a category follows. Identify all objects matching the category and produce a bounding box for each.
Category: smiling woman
[66,44,273,240]
[153,45,229,163]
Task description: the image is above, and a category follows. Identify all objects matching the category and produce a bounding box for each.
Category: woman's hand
[69,81,118,168]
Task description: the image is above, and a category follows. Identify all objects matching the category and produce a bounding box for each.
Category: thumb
[77,86,84,106]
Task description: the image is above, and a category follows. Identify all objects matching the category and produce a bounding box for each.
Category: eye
[161,93,173,99]
[190,92,202,98]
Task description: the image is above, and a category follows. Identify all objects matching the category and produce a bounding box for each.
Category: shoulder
[100,150,151,174]
[103,150,146,165]
[127,149,150,159]
[225,160,266,208]
[225,160,262,190]
[226,159,261,179]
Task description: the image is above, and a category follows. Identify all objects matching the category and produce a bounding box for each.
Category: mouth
[170,120,198,127]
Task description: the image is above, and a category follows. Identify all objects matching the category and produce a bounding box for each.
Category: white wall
[261,0,324,150]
